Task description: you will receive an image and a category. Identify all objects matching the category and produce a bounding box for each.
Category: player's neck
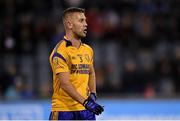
[65,34,81,49]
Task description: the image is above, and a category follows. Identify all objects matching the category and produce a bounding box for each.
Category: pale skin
[58,12,96,105]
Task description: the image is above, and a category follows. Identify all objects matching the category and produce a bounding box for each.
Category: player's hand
[83,97,104,115]
[89,92,96,101]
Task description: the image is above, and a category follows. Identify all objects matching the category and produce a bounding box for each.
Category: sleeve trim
[55,69,69,75]
[52,52,66,63]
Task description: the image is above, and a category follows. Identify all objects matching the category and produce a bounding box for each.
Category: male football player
[49,7,104,120]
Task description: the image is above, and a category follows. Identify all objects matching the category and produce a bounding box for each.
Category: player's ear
[67,20,73,29]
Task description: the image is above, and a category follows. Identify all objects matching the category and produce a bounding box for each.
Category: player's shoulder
[82,43,93,52]
[54,40,67,52]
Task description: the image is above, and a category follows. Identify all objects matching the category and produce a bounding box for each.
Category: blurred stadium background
[0,0,180,120]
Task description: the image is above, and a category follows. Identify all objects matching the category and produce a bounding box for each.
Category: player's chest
[69,53,91,64]
[67,49,91,64]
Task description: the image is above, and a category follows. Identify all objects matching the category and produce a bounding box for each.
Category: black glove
[83,97,104,115]
[89,92,97,101]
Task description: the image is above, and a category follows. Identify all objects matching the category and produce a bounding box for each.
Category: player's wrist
[89,92,97,101]
[90,92,96,95]
[83,98,88,106]
[80,97,86,105]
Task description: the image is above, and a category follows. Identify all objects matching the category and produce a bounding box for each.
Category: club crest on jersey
[53,57,59,66]
[85,54,90,62]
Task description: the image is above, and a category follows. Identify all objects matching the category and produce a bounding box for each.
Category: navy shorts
[49,110,95,120]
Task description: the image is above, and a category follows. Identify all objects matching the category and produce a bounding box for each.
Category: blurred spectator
[15,14,35,54]
[137,0,156,14]
[6,75,34,100]
[86,7,105,40]
[155,55,175,96]
[120,59,142,94]
[173,44,180,93]
[0,68,15,99]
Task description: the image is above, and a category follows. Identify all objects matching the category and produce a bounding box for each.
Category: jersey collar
[63,36,72,47]
[63,36,82,48]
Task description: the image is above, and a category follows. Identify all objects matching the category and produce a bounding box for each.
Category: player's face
[71,12,87,38]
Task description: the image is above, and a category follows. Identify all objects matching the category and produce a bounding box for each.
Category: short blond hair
[62,7,85,21]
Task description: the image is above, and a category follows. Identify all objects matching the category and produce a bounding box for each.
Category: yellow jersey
[49,36,94,111]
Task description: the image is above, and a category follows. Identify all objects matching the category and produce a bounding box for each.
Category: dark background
[0,0,180,100]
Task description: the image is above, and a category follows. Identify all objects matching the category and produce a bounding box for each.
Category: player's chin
[81,33,87,38]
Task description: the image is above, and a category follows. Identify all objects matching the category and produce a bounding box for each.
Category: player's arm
[58,72,86,104]
[88,47,97,101]
[58,70,103,115]
[85,66,104,115]
[88,65,97,101]
[52,51,86,105]
[88,65,96,93]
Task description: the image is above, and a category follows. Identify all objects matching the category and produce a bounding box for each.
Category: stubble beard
[75,32,86,40]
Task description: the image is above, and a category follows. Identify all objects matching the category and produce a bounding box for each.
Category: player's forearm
[61,82,86,104]
[58,72,86,105]
[88,66,96,93]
